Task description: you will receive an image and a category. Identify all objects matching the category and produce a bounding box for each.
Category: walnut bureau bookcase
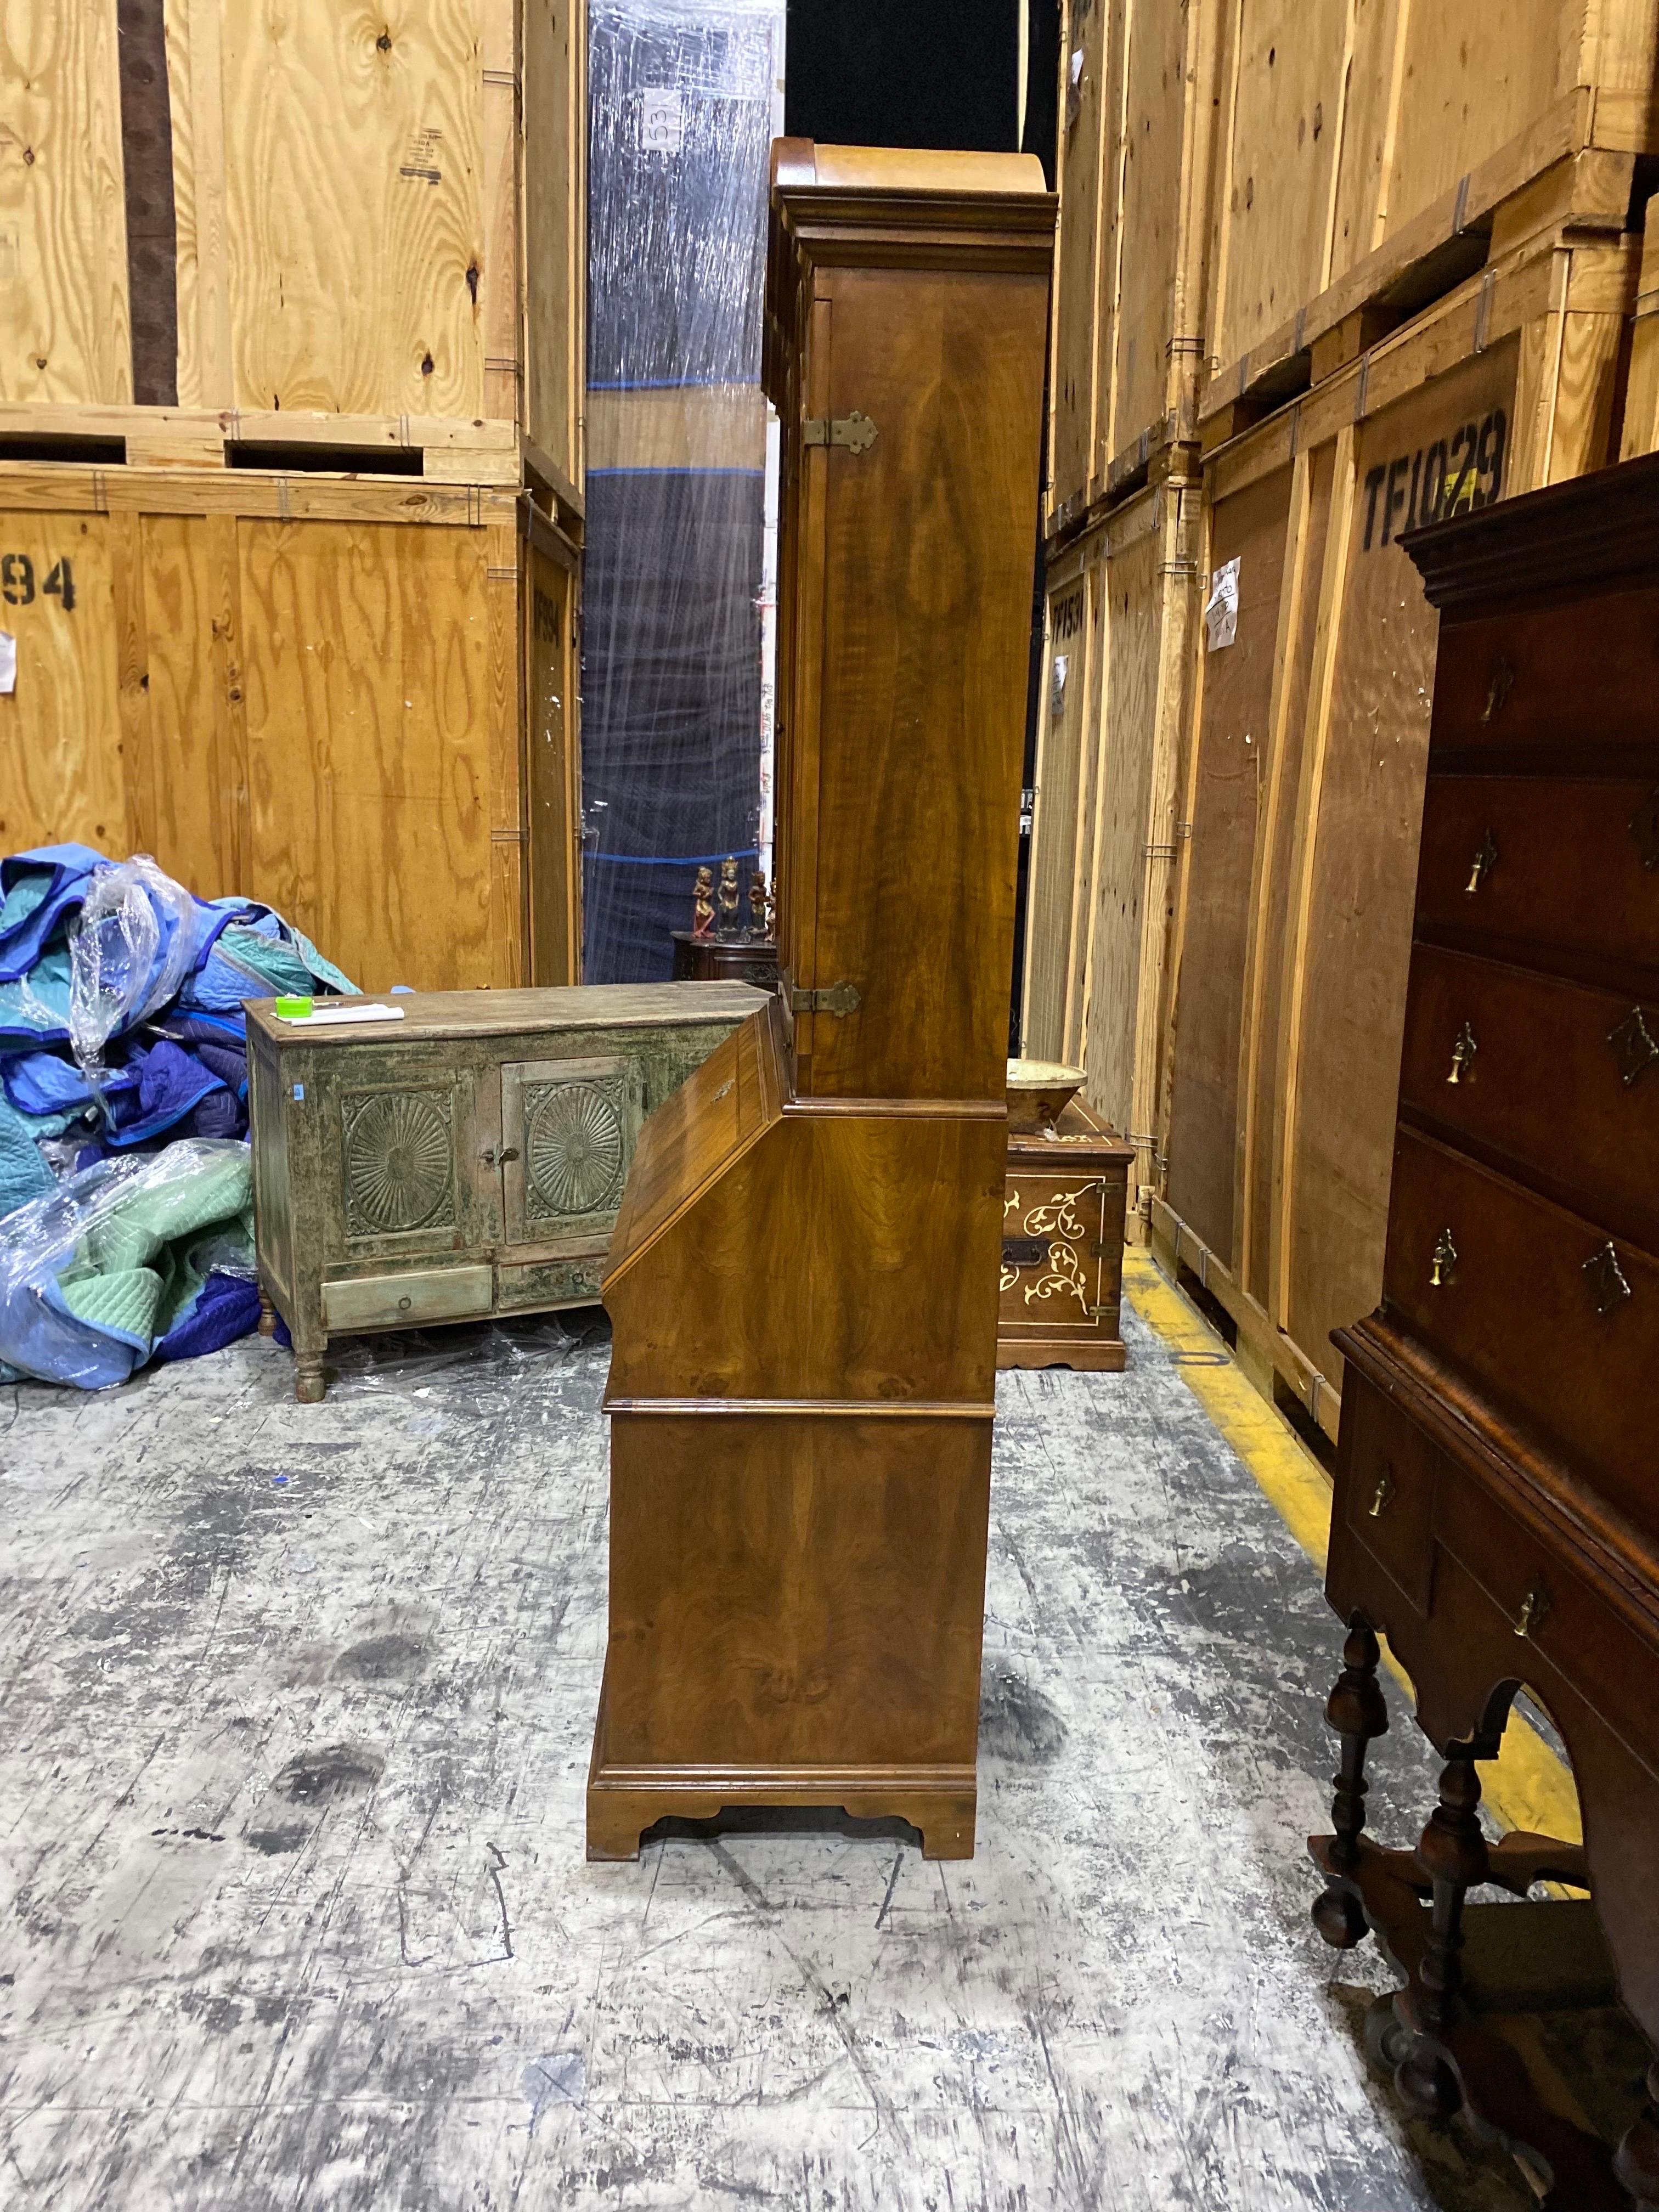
[1309,454,1659,2204]
[588,142,1054,1861]
[246,984,764,1401]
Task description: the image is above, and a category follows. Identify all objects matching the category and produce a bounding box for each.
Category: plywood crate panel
[0,465,582,994]
[0,0,585,493]
[1022,477,1201,1222]
[1200,0,1658,442]
[1158,223,1638,1438]
[1049,0,1223,527]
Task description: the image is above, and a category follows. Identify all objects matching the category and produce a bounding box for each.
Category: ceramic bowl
[1006,1058,1085,1133]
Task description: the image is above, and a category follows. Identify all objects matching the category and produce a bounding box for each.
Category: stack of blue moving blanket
[0,845,357,1384]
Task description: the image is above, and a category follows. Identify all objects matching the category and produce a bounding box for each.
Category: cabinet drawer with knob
[1383,1129,1657,1548]
[1339,1372,1442,1617]
[321,1265,495,1333]
[1398,946,1659,1250]
[1415,774,1659,972]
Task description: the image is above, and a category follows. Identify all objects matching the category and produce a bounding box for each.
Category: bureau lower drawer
[1435,1464,1659,1785]
[1384,1131,1657,1547]
[1415,774,1659,970]
[1400,946,1659,1250]
[321,1265,494,1332]
[1338,1369,1440,1616]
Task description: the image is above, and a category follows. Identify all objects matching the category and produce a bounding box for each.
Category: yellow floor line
[1121,1248,1582,1848]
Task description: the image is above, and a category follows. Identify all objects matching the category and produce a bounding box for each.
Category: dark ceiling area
[785,0,1059,187]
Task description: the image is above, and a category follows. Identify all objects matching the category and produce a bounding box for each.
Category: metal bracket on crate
[803,411,879,454]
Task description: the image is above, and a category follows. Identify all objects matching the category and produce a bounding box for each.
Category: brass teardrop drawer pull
[1465,830,1498,895]
[1430,1228,1458,1288]
[1447,1022,1477,1085]
[1481,658,1515,723]
[1512,1582,1552,1641]
[1368,1466,1396,1519]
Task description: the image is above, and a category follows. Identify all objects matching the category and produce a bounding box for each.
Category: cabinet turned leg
[1397,1752,1488,2119]
[294,1353,326,1404]
[1615,2062,1659,2205]
[1312,1616,1390,1949]
[257,1291,276,1338]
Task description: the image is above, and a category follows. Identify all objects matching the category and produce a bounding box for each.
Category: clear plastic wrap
[67,855,199,1099]
[583,0,786,984]
[0,1137,254,1390]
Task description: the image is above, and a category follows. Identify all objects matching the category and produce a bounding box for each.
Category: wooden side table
[669,930,779,992]
[997,1097,1135,1372]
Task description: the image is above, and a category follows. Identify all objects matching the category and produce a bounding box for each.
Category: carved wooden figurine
[691,865,715,940]
[716,855,742,938]
[748,867,769,939]
[588,140,1054,1862]
[1310,453,1659,2204]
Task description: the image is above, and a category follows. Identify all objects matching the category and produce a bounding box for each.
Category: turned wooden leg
[257,1291,277,1338]
[295,1357,326,1404]
[1312,1615,1390,1949]
[1615,2061,1659,2204]
[1397,1751,1488,2118]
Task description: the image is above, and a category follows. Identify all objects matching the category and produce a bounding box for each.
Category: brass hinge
[789,981,861,1017]
[802,411,878,454]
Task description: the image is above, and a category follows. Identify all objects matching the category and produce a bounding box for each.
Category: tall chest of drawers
[1310,456,1659,2203]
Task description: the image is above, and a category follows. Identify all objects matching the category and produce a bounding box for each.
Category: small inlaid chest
[997,1098,1135,1371]
[246,983,766,1400]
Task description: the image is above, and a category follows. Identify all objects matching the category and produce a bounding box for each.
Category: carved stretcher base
[1310,1830,1638,2208]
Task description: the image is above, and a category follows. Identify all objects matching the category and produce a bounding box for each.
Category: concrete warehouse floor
[0,1272,1602,2210]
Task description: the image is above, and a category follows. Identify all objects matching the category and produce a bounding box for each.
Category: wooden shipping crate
[1154,220,1639,1442]
[1048,0,1223,529]
[1199,0,1658,447]
[0,0,585,495]
[0,462,582,994]
[1023,474,1203,1222]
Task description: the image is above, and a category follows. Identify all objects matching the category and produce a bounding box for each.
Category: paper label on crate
[640,89,685,156]
[1050,652,1068,720]
[0,631,15,695]
[1204,557,1240,651]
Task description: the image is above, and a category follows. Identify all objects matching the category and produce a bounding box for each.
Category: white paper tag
[640,88,684,156]
[1204,557,1240,651]
[0,631,15,694]
[1050,652,1068,720]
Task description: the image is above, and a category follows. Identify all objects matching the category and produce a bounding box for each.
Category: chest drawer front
[321,1264,494,1331]
[1415,774,1659,969]
[998,1170,1119,1333]
[1435,1466,1659,1783]
[1337,1368,1440,1616]
[1430,588,1659,750]
[1400,947,1659,1250]
[1384,1131,1658,1546]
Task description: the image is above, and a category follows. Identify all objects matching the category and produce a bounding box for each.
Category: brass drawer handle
[1447,1022,1477,1085]
[1584,1239,1632,1317]
[397,1295,413,1313]
[1430,1228,1458,1288]
[1512,1582,1551,1640]
[1481,659,1515,723]
[1465,828,1498,894]
[1609,1007,1659,1088]
[1368,1467,1396,1518]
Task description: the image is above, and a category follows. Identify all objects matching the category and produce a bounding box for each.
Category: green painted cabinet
[246,983,767,1400]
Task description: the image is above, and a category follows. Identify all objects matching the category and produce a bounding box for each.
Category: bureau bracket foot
[1311,1830,1633,2207]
